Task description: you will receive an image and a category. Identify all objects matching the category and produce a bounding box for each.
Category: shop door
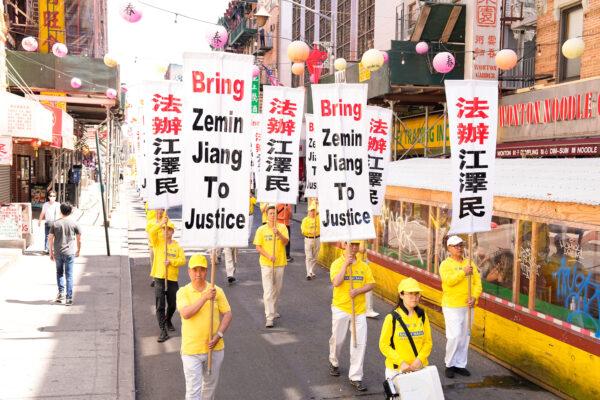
[16,155,31,202]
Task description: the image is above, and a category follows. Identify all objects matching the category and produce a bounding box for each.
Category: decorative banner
[304,114,318,198]
[366,105,392,216]
[469,0,501,79]
[311,83,376,242]
[0,136,13,165]
[143,80,183,209]
[257,86,304,205]
[250,114,261,186]
[181,52,253,248]
[445,80,498,234]
[62,111,74,150]
[38,0,65,53]
[251,77,260,114]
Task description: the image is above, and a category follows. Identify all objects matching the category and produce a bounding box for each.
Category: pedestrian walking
[39,190,60,254]
[148,218,186,342]
[48,203,81,305]
[222,247,236,284]
[300,203,320,280]
[277,204,293,262]
[328,241,375,392]
[253,204,289,328]
[178,253,232,400]
[440,235,482,378]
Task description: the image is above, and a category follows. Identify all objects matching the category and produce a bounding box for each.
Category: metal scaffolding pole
[96,107,111,256]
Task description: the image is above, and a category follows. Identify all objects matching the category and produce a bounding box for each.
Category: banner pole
[312,201,317,266]
[164,218,168,309]
[467,234,473,335]
[347,241,357,348]
[208,248,217,374]
[272,204,277,289]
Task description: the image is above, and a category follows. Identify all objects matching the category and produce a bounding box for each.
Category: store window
[559,4,583,82]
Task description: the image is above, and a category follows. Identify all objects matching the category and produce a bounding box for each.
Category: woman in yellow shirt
[378,277,432,379]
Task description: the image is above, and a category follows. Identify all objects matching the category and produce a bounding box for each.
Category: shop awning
[0,92,53,142]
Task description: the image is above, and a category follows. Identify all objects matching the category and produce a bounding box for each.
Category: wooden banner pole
[467,234,473,335]
[348,241,357,348]
[208,248,217,374]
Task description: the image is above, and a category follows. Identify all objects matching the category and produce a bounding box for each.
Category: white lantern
[562,37,585,59]
[361,49,384,72]
[334,58,347,71]
[495,49,518,70]
[287,41,310,63]
[291,62,305,76]
[104,54,118,68]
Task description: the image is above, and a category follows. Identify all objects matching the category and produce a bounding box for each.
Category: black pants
[285,225,291,257]
[154,278,178,329]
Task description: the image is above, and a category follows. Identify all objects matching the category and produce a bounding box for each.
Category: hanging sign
[304,114,318,198]
[143,80,183,209]
[250,114,261,185]
[311,83,376,242]
[181,52,253,248]
[366,106,392,216]
[0,136,13,165]
[257,86,304,204]
[445,80,498,234]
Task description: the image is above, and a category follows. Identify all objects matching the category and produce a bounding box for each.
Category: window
[559,4,583,82]
[320,0,332,44]
[357,0,375,57]
[305,0,315,44]
[337,0,352,60]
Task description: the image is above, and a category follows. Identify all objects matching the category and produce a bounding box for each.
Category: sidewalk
[0,185,134,400]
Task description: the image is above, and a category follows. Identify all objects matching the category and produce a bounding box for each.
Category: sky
[107,0,230,84]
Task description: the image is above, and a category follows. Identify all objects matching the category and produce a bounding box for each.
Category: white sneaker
[366,311,380,318]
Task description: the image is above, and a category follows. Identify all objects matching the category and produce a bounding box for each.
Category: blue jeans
[44,222,52,251]
[55,254,75,299]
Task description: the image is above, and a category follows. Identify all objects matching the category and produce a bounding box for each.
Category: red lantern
[306,44,328,84]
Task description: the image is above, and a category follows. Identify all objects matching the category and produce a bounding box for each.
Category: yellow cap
[188,253,208,269]
[398,277,422,293]
[308,204,317,211]
[165,220,175,230]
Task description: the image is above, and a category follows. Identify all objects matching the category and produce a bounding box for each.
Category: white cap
[447,235,464,246]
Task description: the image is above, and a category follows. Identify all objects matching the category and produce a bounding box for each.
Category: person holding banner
[253,204,289,328]
[277,204,293,262]
[300,204,320,280]
[146,208,169,288]
[148,219,186,342]
[178,253,232,400]
[440,235,482,379]
[260,202,269,224]
[328,241,375,392]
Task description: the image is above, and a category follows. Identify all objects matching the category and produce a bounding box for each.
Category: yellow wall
[318,243,600,400]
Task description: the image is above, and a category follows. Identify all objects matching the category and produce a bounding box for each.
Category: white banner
[250,114,261,188]
[445,80,498,234]
[311,83,376,242]
[366,106,392,216]
[304,114,318,198]
[257,86,304,205]
[0,92,53,142]
[181,52,253,248]
[143,80,183,209]
[0,136,13,165]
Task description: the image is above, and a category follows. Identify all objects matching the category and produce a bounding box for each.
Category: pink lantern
[495,49,518,70]
[52,42,68,57]
[381,50,389,63]
[206,25,229,49]
[121,84,128,94]
[432,52,455,74]
[291,62,305,76]
[106,88,117,99]
[252,65,260,78]
[70,78,82,89]
[416,41,429,55]
[22,37,38,52]
[120,2,143,23]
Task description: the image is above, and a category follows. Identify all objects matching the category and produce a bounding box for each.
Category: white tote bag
[391,366,445,400]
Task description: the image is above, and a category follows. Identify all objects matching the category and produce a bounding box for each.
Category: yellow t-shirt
[249,196,257,215]
[378,307,432,371]
[260,202,268,223]
[439,257,483,308]
[253,223,289,267]
[329,256,375,315]
[301,215,320,237]
[148,223,186,281]
[177,283,231,355]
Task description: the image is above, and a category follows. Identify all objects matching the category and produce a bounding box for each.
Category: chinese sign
[446,80,498,234]
[0,92,53,142]
[257,86,304,205]
[38,0,65,53]
[143,81,183,209]
[366,106,392,216]
[251,77,260,114]
[250,114,261,186]
[0,204,23,240]
[395,112,450,151]
[311,83,376,242]
[471,0,501,80]
[304,114,318,198]
[0,136,12,165]
[181,52,253,248]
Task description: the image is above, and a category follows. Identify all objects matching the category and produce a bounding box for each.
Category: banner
[366,106,392,216]
[445,80,498,234]
[257,86,304,204]
[143,80,183,209]
[311,83,376,242]
[0,136,13,165]
[304,114,318,198]
[250,114,261,187]
[181,52,253,248]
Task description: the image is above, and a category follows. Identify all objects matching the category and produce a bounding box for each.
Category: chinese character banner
[142,80,184,209]
[304,114,318,199]
[181,52,253,248]
[0,136,13,165]
[311,83,376,242]
[366,106,392,216]
[250,114,261,186]
[445,80,498,234]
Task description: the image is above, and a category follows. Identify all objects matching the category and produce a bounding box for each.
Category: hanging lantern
[70,77,82,89]
[121,84,128,94]
[495,49,518,70]
[22,37,38,52]
[206,25,228,49]
[106,88,118,99]
[432,52,455,74]
[30,139,41,156]
[381,50,389,64]
[291,62,305,76]
[120,2,143,23]
[252,65,260,78]
[416,41,429,55]
[287,41,310,63]
[334,58,347,71]
[562,37,585,59]
[103,54,118,68]
[361,49,385,72]
[52,42,68,57]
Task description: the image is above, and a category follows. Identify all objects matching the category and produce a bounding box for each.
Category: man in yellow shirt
[253,204,289,328]
[439,235,482,379]
[148,218,186,342]
[145,208,169,287]
[328,241,375,392]
[177,253,232,400]
[301,204,320,280]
